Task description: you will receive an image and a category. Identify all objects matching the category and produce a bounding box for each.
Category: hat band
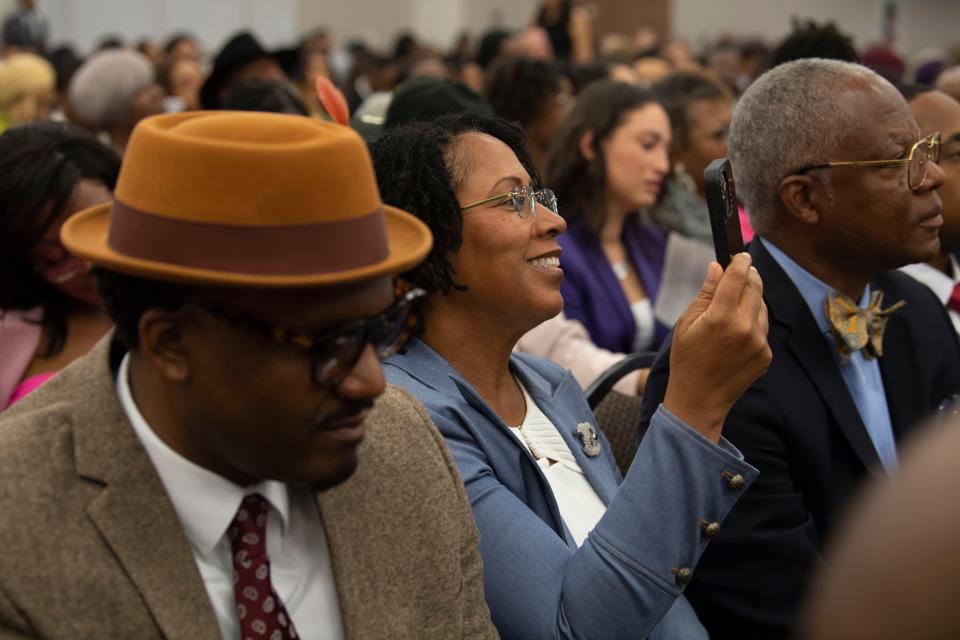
[107,200,389,276]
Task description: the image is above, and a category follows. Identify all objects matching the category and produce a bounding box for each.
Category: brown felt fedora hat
[61,110,432,287]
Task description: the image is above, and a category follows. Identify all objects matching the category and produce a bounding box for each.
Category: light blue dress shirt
[759,237,898,472]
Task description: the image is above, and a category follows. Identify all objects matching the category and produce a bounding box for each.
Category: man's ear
[578,130,595,162]
[778,174,828,225]
[138,309,191,383]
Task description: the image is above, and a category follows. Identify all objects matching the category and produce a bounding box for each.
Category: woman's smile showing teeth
[527,253,563,276]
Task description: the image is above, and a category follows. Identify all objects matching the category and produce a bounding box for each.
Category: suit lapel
[74,340,222,639]
[752,241,884,474]
[873,276,923,441]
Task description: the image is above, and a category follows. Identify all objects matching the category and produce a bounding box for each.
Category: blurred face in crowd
[674,96,732,197]
[528,76,573,159]
[30,179,112,306]
[803,79,945,272]
[7,87,56,125]
[599,103,672,213]
[126,83,166,127]
[169,37,201,62]
[161,277,392,490]
[300,50,332,87]
[908,90,960,252]
[446,132,567,331]
[169,58,203,111]
[223,58,287,102]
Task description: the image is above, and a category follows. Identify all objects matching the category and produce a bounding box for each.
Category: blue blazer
[385,338,757,640]
[559,219,671,354]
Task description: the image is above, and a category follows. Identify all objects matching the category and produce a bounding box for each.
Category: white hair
[729,59,891,233]
[68,49,155,131]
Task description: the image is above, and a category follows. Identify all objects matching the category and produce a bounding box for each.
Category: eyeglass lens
[311,294,418,386]
[511,187,559,218]
[909,134,941,190]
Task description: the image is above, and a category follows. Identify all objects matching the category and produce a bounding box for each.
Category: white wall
[15,0,958,58]
[672,0,958,55]
[298,0,536,51]
[672,0,885,50]
[40,0,298,54]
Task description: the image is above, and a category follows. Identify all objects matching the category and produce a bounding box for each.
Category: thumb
[684,261,723,317]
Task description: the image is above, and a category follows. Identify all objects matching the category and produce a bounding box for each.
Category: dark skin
[129,276,391,490]
[907,90,960,275]
[771,77,946,301]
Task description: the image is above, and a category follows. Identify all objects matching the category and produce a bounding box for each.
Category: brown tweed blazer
[0,338,497,639]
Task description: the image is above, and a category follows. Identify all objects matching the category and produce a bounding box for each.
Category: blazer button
[699,518,721,539]
[722,470,745,489]
[671,567,693,586]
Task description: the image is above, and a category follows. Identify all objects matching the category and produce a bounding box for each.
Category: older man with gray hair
[68,48,165,153]
[641,58,960,638]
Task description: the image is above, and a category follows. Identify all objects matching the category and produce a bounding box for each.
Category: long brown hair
[544,80,657,235]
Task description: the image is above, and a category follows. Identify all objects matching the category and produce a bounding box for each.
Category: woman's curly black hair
[370,112,540,295]
[0,121,120,356]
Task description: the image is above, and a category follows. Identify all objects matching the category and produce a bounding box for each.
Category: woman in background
[648,70,736,245]
[0,122,120,408]
[545,80,672,354]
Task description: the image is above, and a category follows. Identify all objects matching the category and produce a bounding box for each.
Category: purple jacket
[558,219,669,354]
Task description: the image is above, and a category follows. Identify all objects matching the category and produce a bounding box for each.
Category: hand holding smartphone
[704,158,745,268]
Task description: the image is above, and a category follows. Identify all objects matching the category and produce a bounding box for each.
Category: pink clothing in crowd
[739,205,755,243]
[0,307,48,409]
[516,312,640,395]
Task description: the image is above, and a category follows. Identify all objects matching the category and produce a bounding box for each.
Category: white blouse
[508,381,608,546]
[630,298,656,353]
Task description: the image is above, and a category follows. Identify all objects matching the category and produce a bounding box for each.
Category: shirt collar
[759,236,871,335]
[116,354,291,557]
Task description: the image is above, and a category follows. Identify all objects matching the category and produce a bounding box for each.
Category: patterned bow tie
[825,290,905,363]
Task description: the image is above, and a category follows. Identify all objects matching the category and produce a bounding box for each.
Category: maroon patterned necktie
[229,493,299,640]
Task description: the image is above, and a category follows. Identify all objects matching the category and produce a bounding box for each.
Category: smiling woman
[369,112,772,640]
[0,121,119,408]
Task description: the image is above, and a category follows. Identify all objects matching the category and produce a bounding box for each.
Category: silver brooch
[576,422,601,457]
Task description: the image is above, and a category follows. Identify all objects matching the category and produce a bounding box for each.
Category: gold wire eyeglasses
[794,132,941,191]
[461,185,559,220]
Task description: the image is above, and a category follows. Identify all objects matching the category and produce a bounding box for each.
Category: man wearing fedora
[0,111,496,638]
[200,31,288,110]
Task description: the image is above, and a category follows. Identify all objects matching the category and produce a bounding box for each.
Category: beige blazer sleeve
[402,392,499,639]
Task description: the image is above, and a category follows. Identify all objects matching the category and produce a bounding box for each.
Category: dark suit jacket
[0,338,497,639]
[639,238,960,639]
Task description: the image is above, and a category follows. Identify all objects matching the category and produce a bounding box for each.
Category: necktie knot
[826,290,905,362]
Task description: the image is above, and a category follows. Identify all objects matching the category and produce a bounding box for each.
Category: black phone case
[704,158,745,268]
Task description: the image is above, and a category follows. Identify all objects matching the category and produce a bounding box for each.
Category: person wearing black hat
[200,31,286,109]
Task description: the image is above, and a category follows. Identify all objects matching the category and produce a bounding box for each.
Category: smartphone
[704,158,745,268]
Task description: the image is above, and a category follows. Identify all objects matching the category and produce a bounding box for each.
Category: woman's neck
[420,300,526,424]
[599,202,630,243]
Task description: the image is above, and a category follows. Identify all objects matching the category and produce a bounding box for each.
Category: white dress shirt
[900,256,960,334]
[117,355,344,640]
[509,381,607,546]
